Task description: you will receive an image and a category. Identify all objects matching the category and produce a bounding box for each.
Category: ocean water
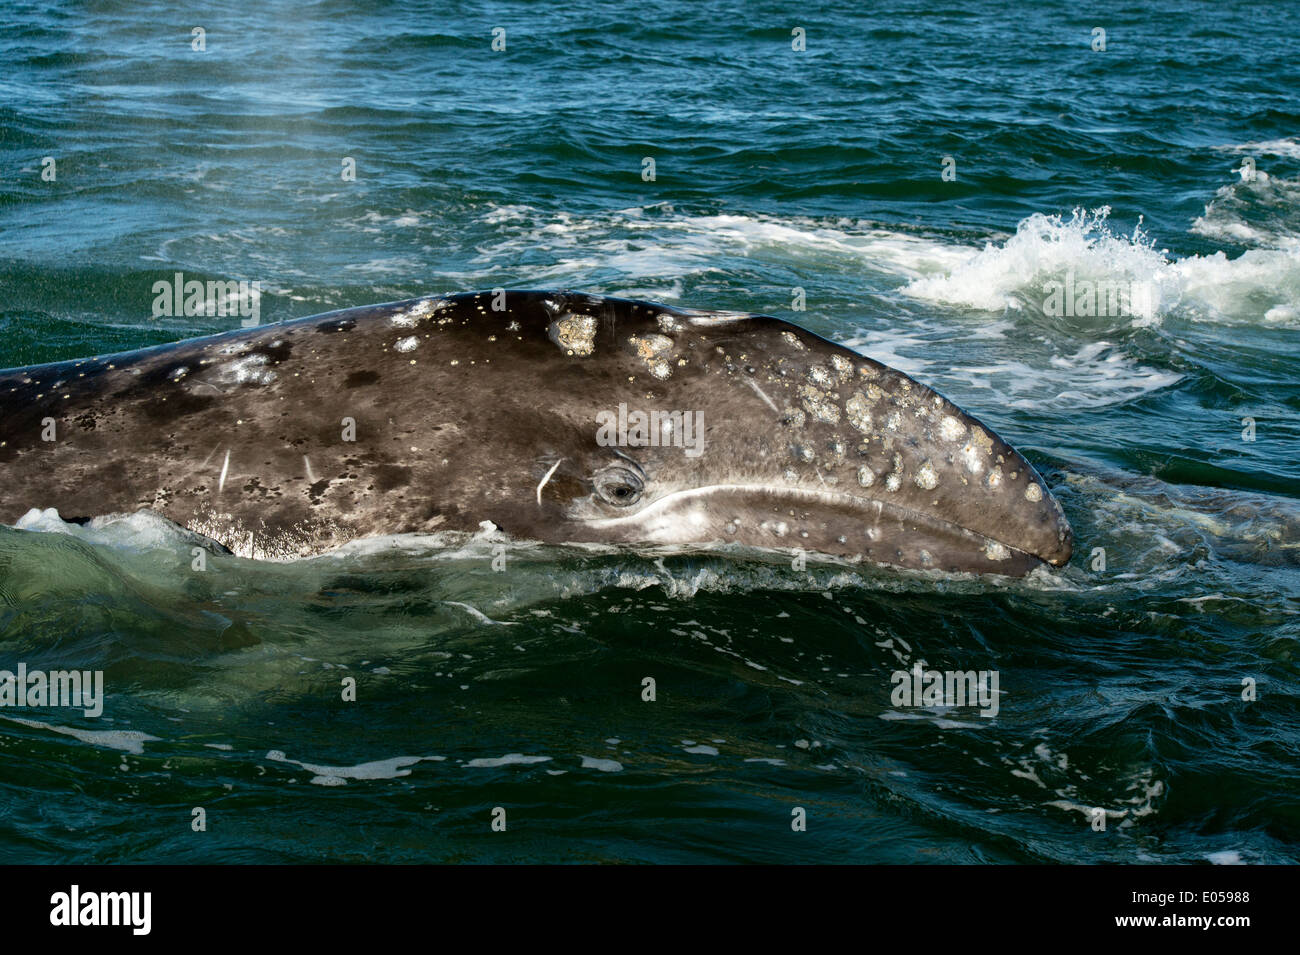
[0,0,1297,863]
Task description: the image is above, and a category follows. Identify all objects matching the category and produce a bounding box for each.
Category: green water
[0,0,1297,862]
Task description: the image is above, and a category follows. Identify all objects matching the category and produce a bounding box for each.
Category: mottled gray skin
[0,290,1072,574]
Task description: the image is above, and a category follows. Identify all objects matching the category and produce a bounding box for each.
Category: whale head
[0,288,1073,572]
[457,291,1073,575]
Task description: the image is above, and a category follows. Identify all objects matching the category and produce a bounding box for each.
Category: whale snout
[660,315,1078,576]
[782,469,1074,575]
[1022,487,1074,567]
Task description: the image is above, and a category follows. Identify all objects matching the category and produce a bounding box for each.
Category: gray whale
[0,290,1072,574]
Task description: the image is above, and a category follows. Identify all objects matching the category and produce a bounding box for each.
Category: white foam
[14,507,193,553]
[838,327,934,378]
[841,322,1182,411]
[457,203,967,291]
[1,715,159,754]
[324,521,519,561]
[264,749,444,785]
[579,755,624,772]
[903,206,1300,327]
[1011,341,1181,410]
[682,744,719,755]
[1213,137,1300,160]
[878,710,983,730]
[466,753,552,768]
[904,208,1171,322]
[1206,849,1245,865]
[1191,171,1300,251]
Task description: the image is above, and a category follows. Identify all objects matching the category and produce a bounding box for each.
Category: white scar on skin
[744,377,781,414]
[304,455,318,483]
[536,458,564,507]
[218,450,231,494]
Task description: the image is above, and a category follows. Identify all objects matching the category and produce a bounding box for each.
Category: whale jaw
[571,480,1071,576]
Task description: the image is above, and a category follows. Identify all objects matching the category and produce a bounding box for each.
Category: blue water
[0,0,1297,863]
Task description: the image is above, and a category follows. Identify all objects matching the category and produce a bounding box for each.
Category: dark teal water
[0,0,1297,863]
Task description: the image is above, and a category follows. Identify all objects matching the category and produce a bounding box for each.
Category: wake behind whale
[0,291,1072,575]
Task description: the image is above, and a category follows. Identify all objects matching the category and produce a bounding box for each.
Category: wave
[454,202,973,294]
[457,202,1300,330]
[1213,137,1300,160]
[1191,169,1300,252]
[903,207,1300,327]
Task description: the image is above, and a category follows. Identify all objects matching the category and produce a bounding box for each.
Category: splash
[905,207,1300,327]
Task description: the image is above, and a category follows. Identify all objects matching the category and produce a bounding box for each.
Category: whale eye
[594,467,644,507]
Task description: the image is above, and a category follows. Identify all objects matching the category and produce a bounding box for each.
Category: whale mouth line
[578,482,1066,567]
